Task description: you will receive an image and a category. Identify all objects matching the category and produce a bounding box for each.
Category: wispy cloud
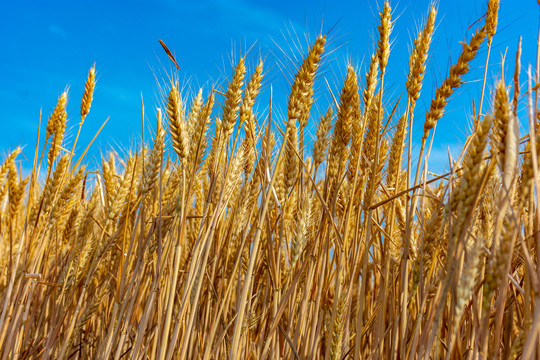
[48,24,67,39]
[212,0,289,34]
[161,0,299,41]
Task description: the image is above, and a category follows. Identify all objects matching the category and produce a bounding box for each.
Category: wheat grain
[222,57,246,140]
[81,66,96,121]
[450,115,492,243]
[312,107,333,172]
[283,120,299,193]
[288,35,326,128]
[492,79,511,171]
[377,1,392,74]
[406,6,436,105]
[513,37,522,117]
[47,91,68,167]
[167,85,190,161]
[187,88,204,135]
[486,0,500,44]
[424,26,486,136]
[190,92,215,173]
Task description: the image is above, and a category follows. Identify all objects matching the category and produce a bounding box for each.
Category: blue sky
[1,0,538,173]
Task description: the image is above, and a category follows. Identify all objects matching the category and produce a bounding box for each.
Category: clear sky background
[1,0,538,173]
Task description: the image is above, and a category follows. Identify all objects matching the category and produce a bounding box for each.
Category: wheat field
[0,0,539,359]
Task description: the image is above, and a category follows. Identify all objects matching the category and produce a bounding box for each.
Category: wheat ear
[288,35,326,129]
[424,26,487,136]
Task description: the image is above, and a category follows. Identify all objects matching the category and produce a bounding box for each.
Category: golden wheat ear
[287,34,326,129]
[167,84,189,162]
[406,6,436,107]
[46,91,68,171]
[222,57,246,142]
[424,26,487,136]
[377,1,392,75]
[80,66,95,122]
